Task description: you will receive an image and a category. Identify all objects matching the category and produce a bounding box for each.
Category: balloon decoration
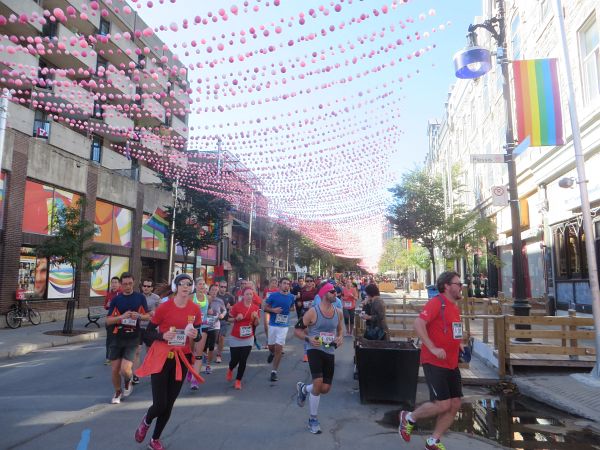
[0,1,449,272]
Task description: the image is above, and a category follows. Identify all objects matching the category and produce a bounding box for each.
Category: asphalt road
[0,329,503,450]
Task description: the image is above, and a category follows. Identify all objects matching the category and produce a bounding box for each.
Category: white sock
[304,384,313,394]
[309,393,320,417]
[427,437,439,445]
[406,412,415,423]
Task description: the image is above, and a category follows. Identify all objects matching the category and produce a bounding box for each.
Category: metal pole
[0,89,9,171]
[247,191,254,256]
[496,0,529,321]
[216,137,222,181]
[554,0,600,377]
[167,178,179,281]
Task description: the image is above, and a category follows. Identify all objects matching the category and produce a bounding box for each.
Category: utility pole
[247,191,254,256]
[0,89,8,171]
[167,178,179,281]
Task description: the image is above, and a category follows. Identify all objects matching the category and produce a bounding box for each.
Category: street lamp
[453,0,530,321]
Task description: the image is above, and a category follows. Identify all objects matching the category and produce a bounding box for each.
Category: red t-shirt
[230,302,260,339]
[151,299,202,353]
[418,294,462,369]
[263,288,278,299]
[342,287,356,309]
[103,288,121,310]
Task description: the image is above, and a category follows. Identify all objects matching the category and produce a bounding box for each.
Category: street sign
[492,185,509,206]
[470,154,505,163]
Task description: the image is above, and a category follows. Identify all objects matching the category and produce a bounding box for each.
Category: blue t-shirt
[266,291,295,327]
[107,291,149,339]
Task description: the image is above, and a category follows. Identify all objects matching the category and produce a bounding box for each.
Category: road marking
[76,429,91,450]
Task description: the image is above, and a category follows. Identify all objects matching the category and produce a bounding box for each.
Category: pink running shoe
[147,438,165,450]
[135,415,150,443]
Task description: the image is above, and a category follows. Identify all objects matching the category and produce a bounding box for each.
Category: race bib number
[239,326,252,337]
[206,316,217,327]
[168,329,186,346]
[303,301,313,309]
[121,317,138,327]
[275,314,288,324]
[319,332,335,344]
[343,301,353,308]
[452,322,463,339]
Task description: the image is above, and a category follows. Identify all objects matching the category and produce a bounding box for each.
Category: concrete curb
[0,330,100,360]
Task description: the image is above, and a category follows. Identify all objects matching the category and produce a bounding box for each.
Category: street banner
[492,186,509,207]
[512,58,564,147]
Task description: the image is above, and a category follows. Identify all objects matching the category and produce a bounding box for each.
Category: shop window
[142,208,168,252]
[90,254,130,297]
[554,223,588,279]
[22,180,80,235]
[579,14,600,105]
[19,247,74,299]
[94,200,132,247]
[199,245,217,261]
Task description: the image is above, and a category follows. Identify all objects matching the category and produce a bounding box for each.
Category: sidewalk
[0,317,102,359]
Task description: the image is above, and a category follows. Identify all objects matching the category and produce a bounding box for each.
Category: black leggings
[146,356,189,440]
[229,346,252,380]
[204,329,218,352]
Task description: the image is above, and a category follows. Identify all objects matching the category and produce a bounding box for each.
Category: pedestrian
[360,284,389,341]
[294,282,344,434]
[216,280,236,364]
[105,272,149,404]
[263,277,295,382]
[133,278,161,384]
[399,271,465,450]
[226,287,260,389]
[103,276,121,365]
[134,273,204,450]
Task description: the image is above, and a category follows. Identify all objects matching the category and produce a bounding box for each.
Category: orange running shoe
[234,380,242,390]
[226,369,233,382]
[302,354,308,362]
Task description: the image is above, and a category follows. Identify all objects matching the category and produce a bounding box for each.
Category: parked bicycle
[5,299,41,329]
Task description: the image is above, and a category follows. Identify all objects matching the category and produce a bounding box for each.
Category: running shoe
[190,378,200,391]
[425,438,446,450]
[111,390,122,404]
[134,415,150,443]
[123,378,133,397]
[226,369,234,382]
[234,380,242,390]
[147,438,165,450]
[132,375,140,385]
[296,382,307,407]
[205,365,212,374]
[308,417,322,434]
[254,339,261,350]
[104,359,111,365]
[186,371,192,383]
[216,354,222,364]
[270,370,278,382]
[267,351,274,363]
[398,410,415,442]
[302,354,308,362]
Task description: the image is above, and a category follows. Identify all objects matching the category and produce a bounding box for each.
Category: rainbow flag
[512,59,564,147]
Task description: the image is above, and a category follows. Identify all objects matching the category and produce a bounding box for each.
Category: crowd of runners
[103,272,370,450]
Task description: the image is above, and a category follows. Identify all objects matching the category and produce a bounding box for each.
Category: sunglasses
[328,289,336,294]
[142,284,153,288]
[178,282,193,287]
[219,285,227,288]
[306,279,314,282]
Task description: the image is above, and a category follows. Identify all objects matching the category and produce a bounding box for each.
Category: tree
[36,199,98,334]
[229,249,265,279]
[387,169,446,279]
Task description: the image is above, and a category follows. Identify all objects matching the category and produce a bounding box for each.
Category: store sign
[470,154,505,163]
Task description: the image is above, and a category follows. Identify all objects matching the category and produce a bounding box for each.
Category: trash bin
[426,285,439,299]
[355,338,420,407]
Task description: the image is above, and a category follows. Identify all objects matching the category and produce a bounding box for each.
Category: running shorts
[307,348,335,385]
[422,363,463,401]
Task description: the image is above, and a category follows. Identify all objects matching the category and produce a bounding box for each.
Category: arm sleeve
[144,321,163,344]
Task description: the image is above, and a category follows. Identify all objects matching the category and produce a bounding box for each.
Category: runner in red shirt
[226,288,260,389]
[134,273,204,450]
[103,277,121,364]
[341,279,359,336]
[398,271,465,450]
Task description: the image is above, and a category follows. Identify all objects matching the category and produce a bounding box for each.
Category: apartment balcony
[48,121,90,160]
[43,23,96,74]
[167,115,188,140]
[103,0,136,31]
[0,37,38,88]
[90,66,136,103]
[44,74,94,119]
[140,131,164,155]
[136,96,166,127]
[139,57,168,93]
[0,0,44,36]
[94,20,137,68]
[168,84,191,112]
[42,0,100,35]
[139,165,161,184]
[6,102,35,136]
[90,108,134,144]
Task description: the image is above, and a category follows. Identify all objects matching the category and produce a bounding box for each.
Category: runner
[342,279,359,336]
[103,276,121,365]
[203,284,227,374]
[262,276,278,355]
[105,272,149,404]
[291,276,305,317]
[216,280,236,364]
[133,278,161,384]
[297,275,318,362]
[398,271,465,450]
[134,273,204,450]
[294,282,344,434]
[226,287,260,389]
[189,277,209,390]
[263,277,295,381]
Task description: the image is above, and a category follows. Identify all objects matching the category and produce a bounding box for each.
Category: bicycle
[5,299,42,329]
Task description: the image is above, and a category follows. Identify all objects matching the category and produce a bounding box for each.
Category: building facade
[426,0,600,313]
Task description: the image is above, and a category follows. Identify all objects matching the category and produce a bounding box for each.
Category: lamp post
[167,177,180,281]
[453,0,530,321]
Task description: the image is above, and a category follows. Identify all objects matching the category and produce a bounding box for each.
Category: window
[37,60,54,89]
[90,254,130,297]
[511,14,521,60]
[33,110,50,138]
[22,180,80,235]
[90,135,103,163]
[579,15,600,104]
[96,56,108,77]
[142,208,168,252]
[94,200,133,247]
[99,18,111,36]
[42,21,57,38]
[92,101,103,119]
[554,222,588,279]
[540,0,550,22]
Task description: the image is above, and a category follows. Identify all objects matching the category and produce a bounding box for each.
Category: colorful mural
[94,200,133,247]
[47,262,74,299]
[90,254,110,297]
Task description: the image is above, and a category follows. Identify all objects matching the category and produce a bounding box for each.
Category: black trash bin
[355,338,420,407]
